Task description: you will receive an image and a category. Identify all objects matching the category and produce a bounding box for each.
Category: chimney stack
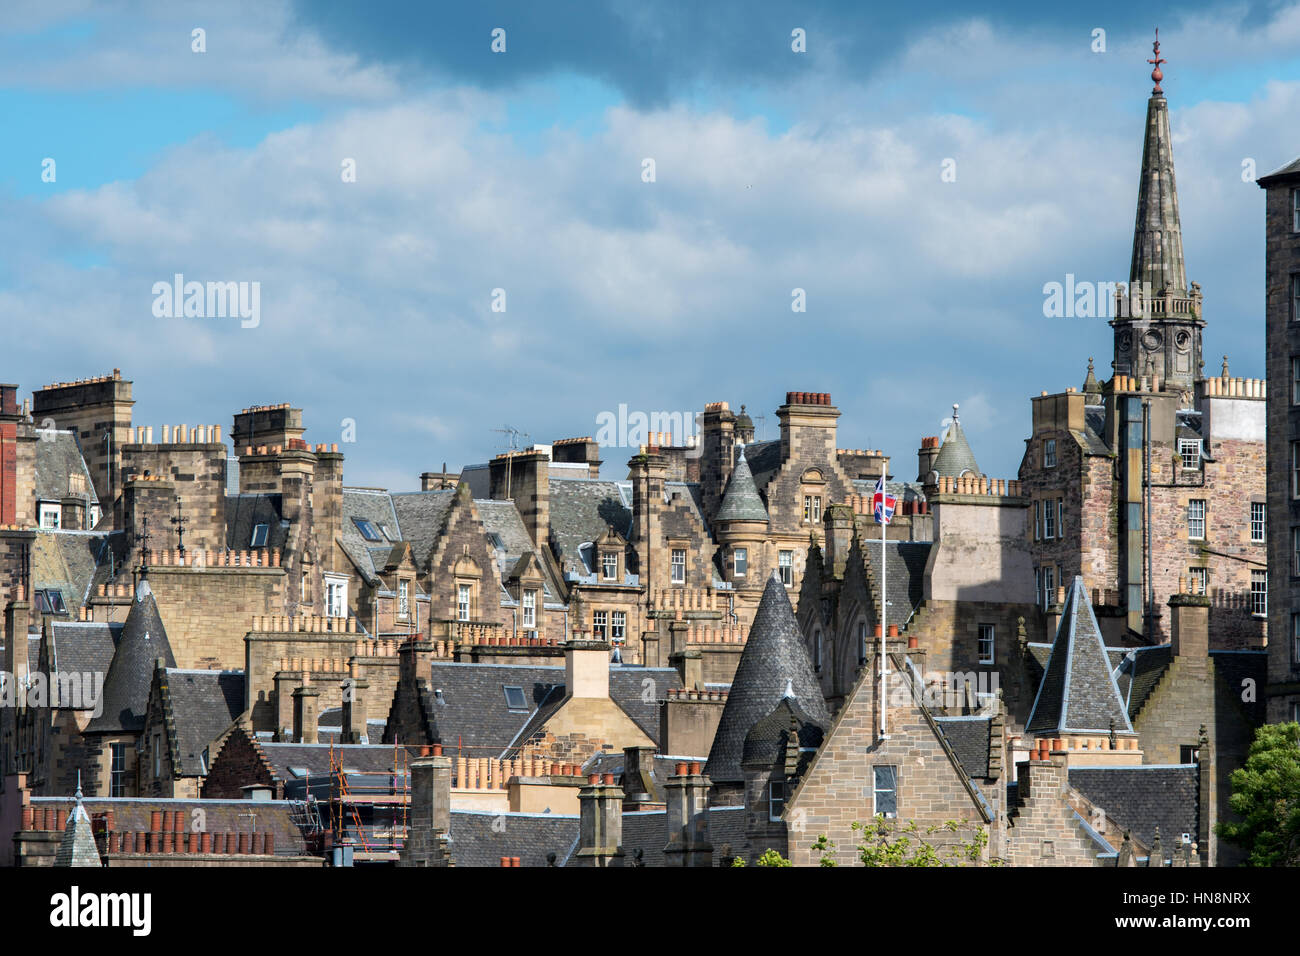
[575,773,624,867]
[291,684,319,744]
[664,761,713,867]
[399,747,454,867]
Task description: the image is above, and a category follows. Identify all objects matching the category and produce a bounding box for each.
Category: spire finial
[1222,355,1229,378]
[951,402,959,424]
[782,677,796,700]
[1148,29,1166,94]
[75,770,83,803]
[1088,357,1095,374]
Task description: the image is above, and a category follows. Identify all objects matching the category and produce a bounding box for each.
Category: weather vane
[1148,29,1166,94]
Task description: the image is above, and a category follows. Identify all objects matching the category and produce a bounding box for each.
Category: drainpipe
[1143,397,1154,639]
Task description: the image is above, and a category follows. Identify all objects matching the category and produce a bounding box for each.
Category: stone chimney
[697,401,736,519]
[551,438,602,478]
[341,677,369,744]
[917,435,940,483]
[4,585,30,688]
[1045,586,1066,639]
[575,772,624,867]
[291,684,319,744]
[628,450,668,593]
[664,761,712,867]
[489,449,550,549]
[668,620,702,690]
[777,392,839,470]
[621,746,658,811]
[564,637,610,700]
[400,745,454,867]
[1169,583,1210,661]
[823,503,854,579]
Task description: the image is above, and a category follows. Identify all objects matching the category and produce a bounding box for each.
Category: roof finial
[75,770,83,803]
[1148,28,1166,94]
[951,402,960,424]
[1087,357,1095,375]
[782,677,796,700]
[1222,355,1229,378]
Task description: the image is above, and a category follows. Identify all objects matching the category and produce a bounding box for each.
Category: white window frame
[89,505,101,528]
[592,609,608,640]
[779,550,793,587]
[522,589,536,628]
[1043,566,1056,609]
[1251,503,1266,543]
[1293,442,1300,498]
[872,765,898,819]
[1179,439,1202,470]
[1187,500,1206,541]
[1294,528,1300,576]
[670,548,686,584]
[1293,274,1300,323]
[325,575,348,618]
[1188,567,1208,595]
[1251,570,1268,617]
[768,779,786,822]
[602,552,617,581]
[1294,188,1300,233]
[456,583,471,622]
[38,502,60,529]
[110,743,128,798]
[398,580,410,620]
[611,610,626,645]
[1034,500,1041,540]
[978,624,995,665]
[1044,438,1057,469]
[1043,499,1056,539]
[733,547,747,578]
[250,523,269,547]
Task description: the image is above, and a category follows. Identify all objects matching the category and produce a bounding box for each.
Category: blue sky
[2,1,1299,488]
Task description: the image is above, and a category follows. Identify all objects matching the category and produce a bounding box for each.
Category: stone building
[1260,154,1300,723]
[1019,54,1266,650]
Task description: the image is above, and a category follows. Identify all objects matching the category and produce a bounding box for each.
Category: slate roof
[162,669,246,776]
[1082,407,1112,455]
[260,742,412,781]
[29,530,117,617]
[477,500,565,598]
[49,621,122,682]
[54,797,101,867]
[705,574,830,785]
[449,810,578,867]
[389,489,455,570]
[34,431,98,504]
[1112,645,1174,720]
[1258,155,1300,186]
[614,805,747,867]
[30,796,310,856]
[861,540,931,620]
[933,716,993,779]
[1026,577,1133,736]
[225,494,289,553]
[741,695,824,769]
[715,449,769,523]
[581,752,709,802]
[742,440,783,494]
[337,489,404,583]
[547,479,632,576]
[931,417,980,478]
[662,482,709,541]
[85,579,178,734]
[1068,765,1199,853]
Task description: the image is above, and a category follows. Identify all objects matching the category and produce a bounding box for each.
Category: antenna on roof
[492,425,529,452]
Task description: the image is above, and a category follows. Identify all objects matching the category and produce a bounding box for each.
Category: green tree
[1216,722,1300,866]
[852,816,989,867]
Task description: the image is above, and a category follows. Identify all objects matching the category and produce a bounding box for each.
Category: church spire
[1130,30,1186,298]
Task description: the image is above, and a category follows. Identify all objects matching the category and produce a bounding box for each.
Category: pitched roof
[224,494,289,553]
[85,579,177,734]
[1112,645,1174,720]
[50,621,122,682]
[705,573,829,784]
[740,695,824,770]
[741,439,783,494]
[931,416,981,478]
[1258,155,1300,187]
[337,488,403,583]
[34,431,98,505]
[933,716,993,779]
[715,449,769,523]
[54,793,102,867]
[1068,765,1198,855]
[861,540,930,620]
[389,489,455,570]
[547,478,632,576]
[449,810,578,867]
[30,530,116,616]
[1026,577,1133,736]
[162,669,245,776]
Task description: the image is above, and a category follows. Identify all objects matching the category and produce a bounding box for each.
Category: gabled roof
[861,540,930,620]
[160,669,245,776]
[741,440,783,494]
[547,478,632,576]
[934,716,993,779]
[741,694,824,770]
[50,621,122,682]
[225,494,289,553]
[34,431,98,505]
[30,530,117,617]
[705,573,829,784]
[389,489,456,570]
[85,579,177,735]
[1258,155,1300,187]
[1026,577,1133,736]
[715,449,769,523]
[338,488,403,583]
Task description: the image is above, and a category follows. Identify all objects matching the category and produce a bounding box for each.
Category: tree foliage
[1216,722,1300,867]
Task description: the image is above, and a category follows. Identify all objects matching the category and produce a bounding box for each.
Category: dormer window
[522,589,536,628]
[1179,439,1202,470]
[398,580,410,620]
[250,523,269,548]
[38,503,60,529]
[602,552,618,581]
[352,517,381,541]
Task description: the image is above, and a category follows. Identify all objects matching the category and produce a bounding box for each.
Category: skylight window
[503,685,528,710]
[250,523,269,547]
[380,524,396,542]
[352,517,381,541]
[488,532,506,551]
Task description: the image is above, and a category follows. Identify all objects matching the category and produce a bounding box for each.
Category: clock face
[1142,330,1162,351]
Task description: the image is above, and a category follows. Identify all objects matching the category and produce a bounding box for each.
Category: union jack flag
[872,475,897,525]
